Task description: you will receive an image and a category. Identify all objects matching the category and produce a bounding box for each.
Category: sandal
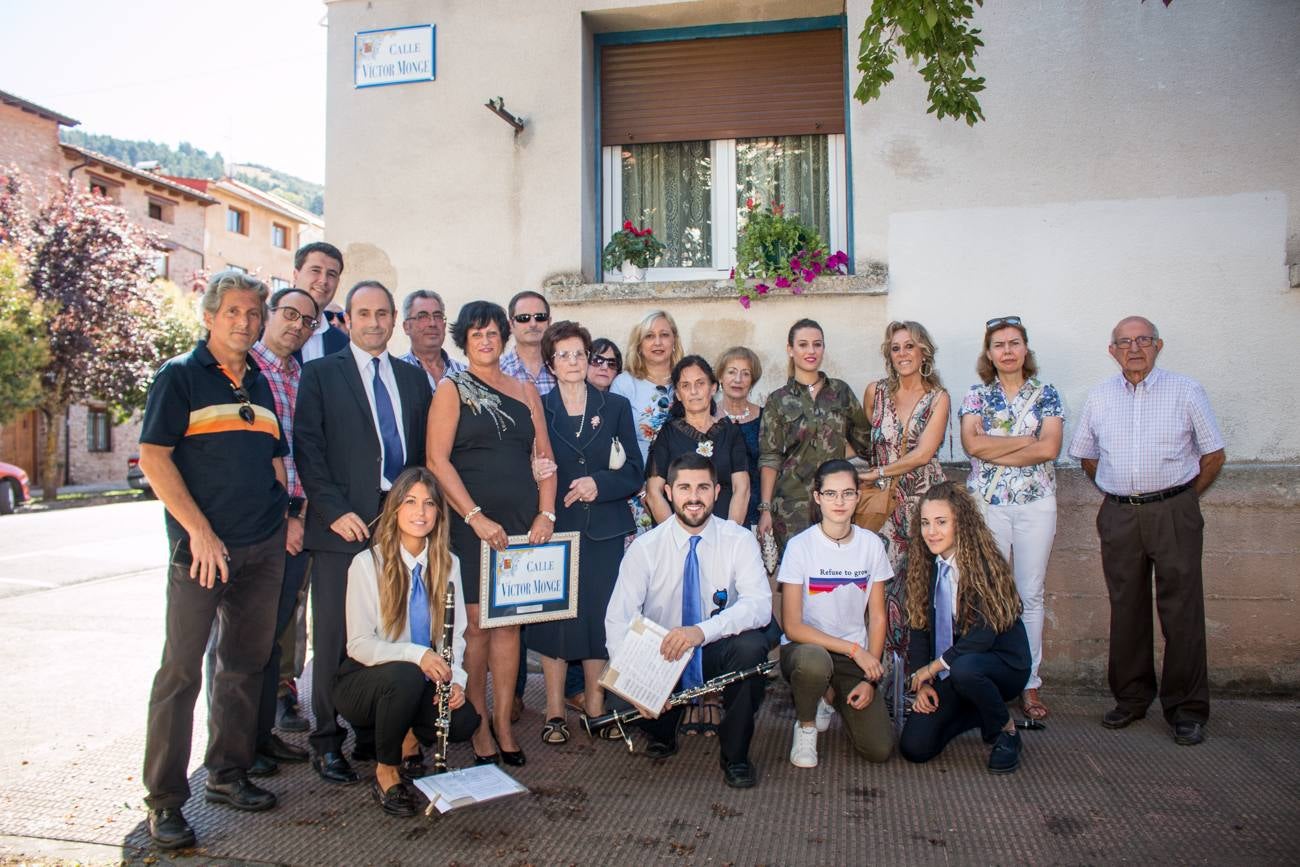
[679,702,704,736]
[541,716,569,745]
[1022,689,1049,721]
[700,700,722,738]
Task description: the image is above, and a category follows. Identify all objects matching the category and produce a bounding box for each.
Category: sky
[1,0,328,183]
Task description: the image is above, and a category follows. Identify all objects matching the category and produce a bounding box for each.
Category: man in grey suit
[294,280,433,785]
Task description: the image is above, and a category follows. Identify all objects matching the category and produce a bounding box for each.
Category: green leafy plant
[732,199,849,308]
[602,221,667,270]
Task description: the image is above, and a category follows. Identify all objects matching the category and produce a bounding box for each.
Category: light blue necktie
[372,357,404,484]
[409,562,431,651]
[681,535,704,690]
[934,560,954,680]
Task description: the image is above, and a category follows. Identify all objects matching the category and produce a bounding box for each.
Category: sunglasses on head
[985,315,1023,331]
[513,312,550,324]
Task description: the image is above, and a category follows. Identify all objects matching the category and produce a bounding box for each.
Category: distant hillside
[57,130,324,217]
[230,163,324,217]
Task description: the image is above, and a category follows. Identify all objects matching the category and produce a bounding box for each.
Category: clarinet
[581,660,776,752]
[430,580,456,775]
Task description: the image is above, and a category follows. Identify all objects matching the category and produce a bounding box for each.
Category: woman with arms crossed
[779,460,895,768]
[427,301,557,767]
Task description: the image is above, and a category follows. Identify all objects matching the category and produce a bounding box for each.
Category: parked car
[127,455,154,497]
[0,461,30,515]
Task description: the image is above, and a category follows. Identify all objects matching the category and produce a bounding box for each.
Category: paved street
[1,501,1298,866]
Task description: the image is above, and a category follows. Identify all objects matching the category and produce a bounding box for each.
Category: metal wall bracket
[485,97,525,135]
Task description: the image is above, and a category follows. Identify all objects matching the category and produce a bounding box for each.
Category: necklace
[820,522,853,546]
[723,401,752,423]
[564,389,588,438]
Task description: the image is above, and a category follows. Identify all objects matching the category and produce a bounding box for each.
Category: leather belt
[1106,482,1192,506]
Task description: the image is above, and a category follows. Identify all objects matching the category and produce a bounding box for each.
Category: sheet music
[412,763,527,813]
[600,615,689,718]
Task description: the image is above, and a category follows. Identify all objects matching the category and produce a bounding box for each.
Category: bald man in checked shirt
[1069,316,1224,747]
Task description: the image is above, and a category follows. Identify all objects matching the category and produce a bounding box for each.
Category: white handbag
[609,438,626,470]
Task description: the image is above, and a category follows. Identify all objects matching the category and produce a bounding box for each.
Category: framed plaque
[479,532,580,628]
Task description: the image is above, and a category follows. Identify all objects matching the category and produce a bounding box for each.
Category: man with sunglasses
[399,289,464,391]
[138,272,290,849]
[291,242,350,364]
[1069,316,1225,747]
[500,290,555,396]
[605,453,773,788]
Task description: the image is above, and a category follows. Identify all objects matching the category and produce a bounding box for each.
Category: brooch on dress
[696,440,714,457]
[590,415,601,429]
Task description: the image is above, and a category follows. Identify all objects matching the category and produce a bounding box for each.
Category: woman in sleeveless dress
[858,321,950,661]
[428,301,557,766]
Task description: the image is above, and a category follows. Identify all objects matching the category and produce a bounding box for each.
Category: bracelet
[464,506,482,524]
[539,509,556,522]
[757,501,771,512]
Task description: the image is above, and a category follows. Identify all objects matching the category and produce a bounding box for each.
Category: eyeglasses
[230,385,255,425]
[985,315,1023,330]
[552,349,586,362]
[406,311,446,324]
[270,307,319,330]
[324,310,346,324]
[1113,335,1157,349]
[589,354,619,370]
[816,488,860,502]
[513,312,550,324]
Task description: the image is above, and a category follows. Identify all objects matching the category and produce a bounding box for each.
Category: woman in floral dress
[958,316,1063,720]
[857,321,950,661]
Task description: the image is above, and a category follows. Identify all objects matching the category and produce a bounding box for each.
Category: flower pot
[620,260,646,283]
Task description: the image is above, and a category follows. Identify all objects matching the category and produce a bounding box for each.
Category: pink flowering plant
[732,198,849,307]
[602,220,667,270]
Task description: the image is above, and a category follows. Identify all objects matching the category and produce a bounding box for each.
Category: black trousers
[1097,489,1209,724]
[628,628,771,765]
[308,550,355,755]
[898,651,1027,764]
[256,549,310,750]
[143,528,285,809]
[333,660,480,766]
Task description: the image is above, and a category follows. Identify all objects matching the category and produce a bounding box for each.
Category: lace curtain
[736,135,830,243]
[621,140,712,268]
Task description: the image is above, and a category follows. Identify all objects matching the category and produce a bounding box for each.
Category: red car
[0,461,30,515]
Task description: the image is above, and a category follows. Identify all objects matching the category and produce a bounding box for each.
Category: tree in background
[0,250,48,424]
[0,170,200,500]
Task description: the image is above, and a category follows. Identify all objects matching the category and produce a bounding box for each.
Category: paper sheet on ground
[599,615,689,718]
[412,763,527,813]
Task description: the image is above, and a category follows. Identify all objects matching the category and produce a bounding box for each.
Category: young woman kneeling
[335,467,480,817]
[778,459,895,768]
[899,483,1031,774]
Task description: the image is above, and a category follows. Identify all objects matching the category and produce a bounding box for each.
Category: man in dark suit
[294,280,433,785]
[292,242,351,364]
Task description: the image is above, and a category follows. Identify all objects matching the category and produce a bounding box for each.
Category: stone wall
[65,405,143,487]
[0,102,65,200]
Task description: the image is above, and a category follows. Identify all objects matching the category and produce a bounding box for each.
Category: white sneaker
[790,723,818,768]
[815,698,835,732]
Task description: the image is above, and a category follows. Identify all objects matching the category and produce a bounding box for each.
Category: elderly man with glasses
[398,289,464,390]
[1069,315,1225,747]
[138,271,290,849]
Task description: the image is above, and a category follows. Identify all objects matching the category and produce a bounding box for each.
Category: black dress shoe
[312,751,360,785]
[275,695,310,733]
[148,807,195,850]
[204,776,278,812]
[1102,707,1145,729]
[351,741,377,763]
[399,750,428,781]
[473,752,500,765]
[370,777,416,818]
[1173,720,1206,746]
[645,737,678,760]
[489,720,526,766]
[987,730,1022,774]
[248,753,279,777]
[261,733,308,763]
[720,757,757,789]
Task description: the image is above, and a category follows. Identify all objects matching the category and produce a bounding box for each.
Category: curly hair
[370,467,455,642]
[881,320,943,394]
[903,482,1021,634]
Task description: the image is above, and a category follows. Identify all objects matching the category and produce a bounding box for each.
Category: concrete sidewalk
[1,568,1297,866]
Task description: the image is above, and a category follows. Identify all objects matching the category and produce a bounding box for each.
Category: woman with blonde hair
[611,309,683,533]
[898,483,1030,774]
[858,320,950,658]
[335,467,480,817]
[715,346,764,527]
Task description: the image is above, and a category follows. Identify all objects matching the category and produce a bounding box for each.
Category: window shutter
[600,29,845,146]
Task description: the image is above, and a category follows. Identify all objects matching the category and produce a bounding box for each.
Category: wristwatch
[757,501,771,512]
[286,496,305,519]
[540,510,557,522]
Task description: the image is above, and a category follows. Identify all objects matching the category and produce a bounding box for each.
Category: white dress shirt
[1069,367,1224,496]
[349,342,407,491]
[345,543,468,688]
[605,516,771,659]
[300,315,332,362]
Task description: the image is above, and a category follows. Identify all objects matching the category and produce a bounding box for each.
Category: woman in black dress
[427,301,557,766]
[528,321,643,744]
[645,355,750,525]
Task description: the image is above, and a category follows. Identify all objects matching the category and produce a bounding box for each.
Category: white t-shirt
[777,524,894,647]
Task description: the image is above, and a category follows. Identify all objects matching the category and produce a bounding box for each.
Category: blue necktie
[372,357,404,484]
[409,562,431,650]
[681,535,704,690]
[934,560,954,681]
